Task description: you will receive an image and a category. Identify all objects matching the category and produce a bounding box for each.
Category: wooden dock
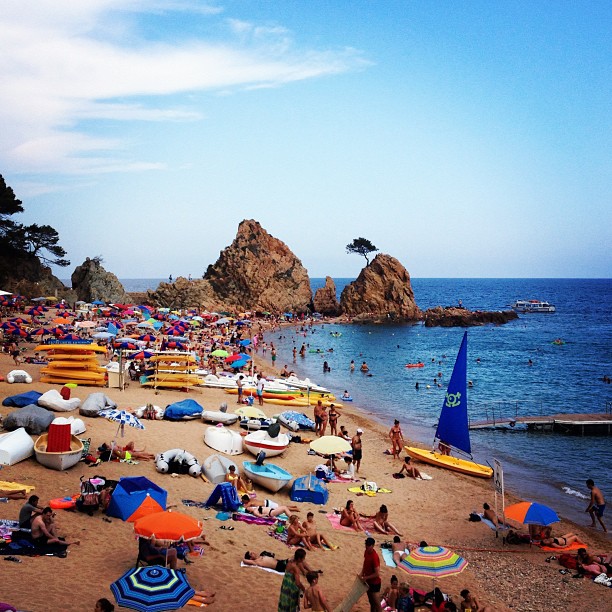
[469,413,612,436]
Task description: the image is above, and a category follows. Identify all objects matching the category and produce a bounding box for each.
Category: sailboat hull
[404,446,493,479]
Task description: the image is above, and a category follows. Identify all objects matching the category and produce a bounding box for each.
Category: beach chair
[135,537,166,568]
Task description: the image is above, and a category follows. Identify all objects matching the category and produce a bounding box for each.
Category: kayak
[404,446,493,479]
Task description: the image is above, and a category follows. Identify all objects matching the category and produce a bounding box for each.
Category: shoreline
[0,320,608,610]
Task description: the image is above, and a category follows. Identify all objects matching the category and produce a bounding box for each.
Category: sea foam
[562,486,587,500]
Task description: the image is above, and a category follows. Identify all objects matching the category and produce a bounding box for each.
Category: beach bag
[77,477,99,512]
[468,512,481,522]
[362,481,378,493]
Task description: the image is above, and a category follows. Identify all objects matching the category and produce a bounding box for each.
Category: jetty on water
[469,403,612,436]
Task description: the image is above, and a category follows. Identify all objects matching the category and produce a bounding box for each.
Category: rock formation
[203,220,312,313]
[339,254,421,322]
[423,306,519,327]
[313,276,340,316]
[146,277,217,311]
[71,257,130,303]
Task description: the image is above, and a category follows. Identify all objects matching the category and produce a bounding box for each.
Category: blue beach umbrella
[504,501,560,526]
[110,565,195,612]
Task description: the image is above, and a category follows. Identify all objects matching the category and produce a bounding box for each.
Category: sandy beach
[0,330,609,612]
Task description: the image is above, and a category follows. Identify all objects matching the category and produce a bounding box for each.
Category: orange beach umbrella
[133,510,203,543]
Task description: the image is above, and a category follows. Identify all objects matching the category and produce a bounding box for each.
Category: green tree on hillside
[0,174,69,270]
[346,237,379,266]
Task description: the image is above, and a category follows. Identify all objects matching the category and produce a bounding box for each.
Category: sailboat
[404,332,493,479]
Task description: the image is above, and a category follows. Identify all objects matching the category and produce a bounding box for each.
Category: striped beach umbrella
[110,565,194,612]
[504,501,559,526]
[399,545,468,579]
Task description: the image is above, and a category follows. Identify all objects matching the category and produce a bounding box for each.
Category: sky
[1,0,610,280]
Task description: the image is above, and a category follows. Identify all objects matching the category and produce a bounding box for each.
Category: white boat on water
[242,461,293,492]
[244,430,291,458]
[201,454,238,484]
[510,300,556,313]
[34,433,83,471]
[204,425,243,456]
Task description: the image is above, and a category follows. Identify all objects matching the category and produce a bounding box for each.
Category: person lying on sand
[246,504,296,518]
[540,533,585,548]
[242,494,300,513]
[576,548,610,575]
[98,442,155,461]
[1,488,27,500]
[31,507,80,547]
[190,589,216,606]
[244,550,288,572]
[482,503,507,526]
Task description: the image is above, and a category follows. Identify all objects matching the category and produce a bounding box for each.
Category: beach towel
[231,510,287,526]
[326,512,377,534]
[478,514,509,531]
[0,481,35,493]
[382,547,397,567]
[347,485,392,496]
[537,541,585,552]
[240,560,284,575]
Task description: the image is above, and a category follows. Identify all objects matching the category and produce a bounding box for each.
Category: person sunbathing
[244,550,290,573]
[372,504,403,536]
[246,503,296,518]
[190,590,216,606]
[398,456,422,479]
[302,512,337,550]
[482,503,507,526]
[287,514,315,550]
[576,548,609,575]
[540,533,584,548]
[241,494,300,513]
[0,488,27,500]
[31,507,80,547]
[340,500,363,531]
[98,442,155,461]
[225,465,249,495]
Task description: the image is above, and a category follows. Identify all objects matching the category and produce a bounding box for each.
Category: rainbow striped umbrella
[399,545,468,578]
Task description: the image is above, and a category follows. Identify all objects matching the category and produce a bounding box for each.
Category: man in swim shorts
[352,428,363,473]
[586,478,607,532]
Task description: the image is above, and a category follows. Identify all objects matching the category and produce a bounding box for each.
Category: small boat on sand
[204,425,243,456]
[242,461,293,492]
[244,430,290,458]
[202,454,238,484]
[201,410,239,425]
[34,433,83,471]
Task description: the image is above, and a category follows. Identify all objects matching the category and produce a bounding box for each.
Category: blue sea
[121,278,612,525]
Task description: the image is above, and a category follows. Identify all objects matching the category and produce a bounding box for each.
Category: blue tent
[2,390,43,407]
[164,399,203,420]
[290,475,328,505]
[106,476,167,521]
[204,482,240,511]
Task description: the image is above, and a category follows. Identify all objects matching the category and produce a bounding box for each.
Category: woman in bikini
[246,504,296,518]
[286,514,315,550]
[540,533,584,548]
[340,500,363,531]
[225,465,249,495]
[389,420,404,459]
[328,405,339,436]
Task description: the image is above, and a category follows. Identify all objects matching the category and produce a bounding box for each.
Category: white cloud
[0,1,366,177]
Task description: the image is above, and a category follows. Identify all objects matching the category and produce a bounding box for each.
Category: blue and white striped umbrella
[111,565,194,612]
[99,409,145,431]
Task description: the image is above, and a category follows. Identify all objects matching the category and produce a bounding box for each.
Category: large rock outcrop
[71,258,130,303]
[203,220,312,313]
[146,277,217,311]
[313,276,340,316]
[340,254,421,322]
[423,307,519,327]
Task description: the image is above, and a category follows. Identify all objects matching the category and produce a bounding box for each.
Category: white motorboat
[510,300,556,313]
[284,375,331,394]
[201,410,239,425]
[242,461,293,493]
[201,454,238,484]
[34,433,83,471]
[244,430,291,458]
[0,428,34,466]
[204,425,243,456]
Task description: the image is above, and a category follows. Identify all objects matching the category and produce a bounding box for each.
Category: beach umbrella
[164,341,185,350]
[214,317,231,325]
[399,545,468,579]
[139,334,157,342]
[9,317,27,324]
[8,328,27,337]
[93,332,114,340]
[31,327,52,336]
[99,409,145,438]
[129,350,154,360]
[225,354,244,363]
[210,349,229,357]
[137,321,155,329]
[230,359,249,370]
[309,435,352,455]
[238,338,251,346]
[110,565,195,612]
[53,317,72,324]
[504,501,560,526]
[75,321,96,328]
[59,333,81,341]
[0,322,19,330]
[235,406,266,419]
[133,510,203,543]
[92,300,105,305]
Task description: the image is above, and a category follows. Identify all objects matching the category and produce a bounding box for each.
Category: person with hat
[360,537,381,611]
[351,428,364,473]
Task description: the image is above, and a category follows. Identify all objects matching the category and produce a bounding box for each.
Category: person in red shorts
[360,537,381,611]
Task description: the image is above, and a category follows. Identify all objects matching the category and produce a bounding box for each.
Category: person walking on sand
[389,419,404,459]
[256,374,265,406]
[352,428,363,473]
[586,478,607,532]
[360,537,382,612]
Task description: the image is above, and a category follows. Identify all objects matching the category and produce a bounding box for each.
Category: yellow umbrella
[309,435,352,455]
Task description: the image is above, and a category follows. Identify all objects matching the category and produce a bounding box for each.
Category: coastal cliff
[71,257,130,304]
[339,253,421,322]
[203,219,312,313]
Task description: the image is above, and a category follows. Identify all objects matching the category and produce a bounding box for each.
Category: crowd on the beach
[0,294,611,611]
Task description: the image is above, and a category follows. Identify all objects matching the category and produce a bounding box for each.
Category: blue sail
[435,331,471,455]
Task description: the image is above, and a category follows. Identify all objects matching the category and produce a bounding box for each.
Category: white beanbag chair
[80,393,117,417]
[52,416,87,435]
[7,370,33,384]
[155,448,201,477]
[38,389,81,412]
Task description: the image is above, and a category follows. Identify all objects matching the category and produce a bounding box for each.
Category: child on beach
[382,575,400,610]
[302,512,337,550]
[304,571,331,612]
